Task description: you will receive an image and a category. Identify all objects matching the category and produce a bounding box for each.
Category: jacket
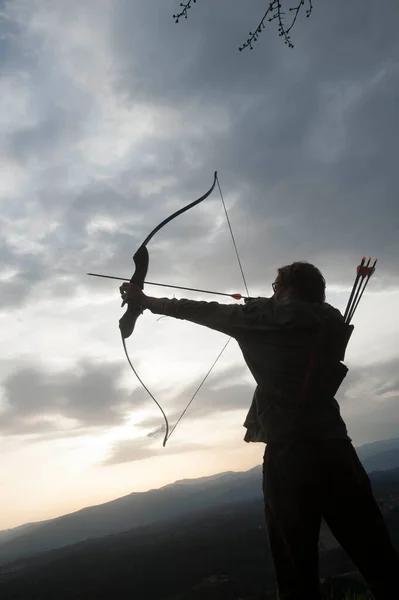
[145,295,352,444]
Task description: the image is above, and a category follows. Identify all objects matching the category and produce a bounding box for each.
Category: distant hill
[356,438,399,462]
[361,448,399,473]
[0,521,50,544]
[1,498,272,600]
[1,477,398,600]
[1,437,399,566]
[355,438,399,473]
[0,467,262,565]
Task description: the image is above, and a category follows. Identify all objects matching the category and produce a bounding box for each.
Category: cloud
[102,436,205,466]
[102,352,399,463]
[136,362,252,432]
[0,0,398,451]
[1,0,397,323]
[0,360,139,436]
[0,352,251,442]
[339,356,399,444]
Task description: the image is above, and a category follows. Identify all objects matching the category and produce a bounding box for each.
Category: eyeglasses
[272,282,277,293]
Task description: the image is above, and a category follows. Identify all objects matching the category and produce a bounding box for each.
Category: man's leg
[263,443,323,600]
[321,440,399,600]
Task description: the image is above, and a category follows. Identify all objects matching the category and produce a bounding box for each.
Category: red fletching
[345,257,378,323]
[357,266,375,277]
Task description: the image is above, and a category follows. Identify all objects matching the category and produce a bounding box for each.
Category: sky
[1,0,399,530]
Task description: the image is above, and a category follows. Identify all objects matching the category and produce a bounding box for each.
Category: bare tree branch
[173,0,197,23]
[239,0,314,50]
[172,0,313,50]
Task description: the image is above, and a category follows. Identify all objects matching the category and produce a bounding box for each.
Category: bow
[119,171,249,446]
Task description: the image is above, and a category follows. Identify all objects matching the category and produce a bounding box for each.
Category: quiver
[301,319,354,401]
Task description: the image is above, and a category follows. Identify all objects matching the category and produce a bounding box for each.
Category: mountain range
[1,437,399,567]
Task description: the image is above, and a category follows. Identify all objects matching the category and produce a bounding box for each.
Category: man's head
[273,261,326,303]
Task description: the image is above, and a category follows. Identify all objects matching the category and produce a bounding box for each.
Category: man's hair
[276,261,326,303]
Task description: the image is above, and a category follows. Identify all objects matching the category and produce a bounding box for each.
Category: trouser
[262,439,399,600]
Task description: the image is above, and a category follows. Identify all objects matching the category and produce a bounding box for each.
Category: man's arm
[142,294,273,337]
[120,282,292,337]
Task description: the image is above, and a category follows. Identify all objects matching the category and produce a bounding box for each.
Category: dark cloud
[107,0,399,284]
[0,360,145,437]
[3,0,398,306]
[103,353,399,461]
[0,354,250,441]
[137,362,252,436]
[0,239,49,309]
[7,105,83,164]
[339,356,399,443]
[1,0,398,454]
[1,339,398,458]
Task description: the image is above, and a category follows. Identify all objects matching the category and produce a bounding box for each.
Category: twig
[239,0,313,51]
[173,0,196,23]
[172,0,313,51]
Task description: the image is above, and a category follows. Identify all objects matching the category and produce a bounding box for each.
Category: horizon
[1,0,399,531]
[0,462,263,533]
[2,435,397,533]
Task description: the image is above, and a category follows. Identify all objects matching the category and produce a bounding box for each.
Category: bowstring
[165,173,250,444]
[216,176,250,298]
[166,338,231,443]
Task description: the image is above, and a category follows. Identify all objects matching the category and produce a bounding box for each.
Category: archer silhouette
[120,260,399,600]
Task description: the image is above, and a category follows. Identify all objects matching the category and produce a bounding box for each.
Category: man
[120,261,399,600]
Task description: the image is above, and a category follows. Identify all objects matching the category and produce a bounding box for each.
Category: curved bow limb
[119,172,217,340]
[118,172,218,446]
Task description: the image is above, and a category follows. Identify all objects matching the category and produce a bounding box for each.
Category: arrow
[87,272,249,301]
[345,257,378,324]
